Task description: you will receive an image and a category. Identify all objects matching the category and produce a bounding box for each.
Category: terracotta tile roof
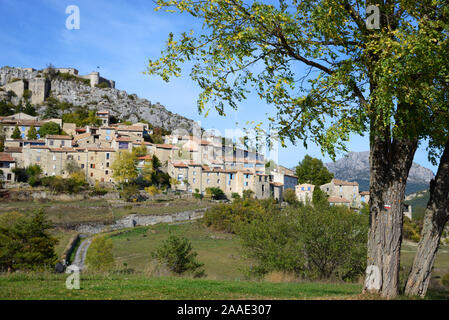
[137,155,152,160]
[171,162,188,168]
[0,119,47,126]
[49,148,77,152]
[359,191,369,195]
[0,153,15,162]
[332,178,358,186]
[87,148,115,152]
[115,137,133,142]
[116,125,145,132]
[46,135,72,140]
[155,144,177,149]
[73,133,91,141]
[270,182,284,187]
[328,196,350,203]
[30,146,49,150]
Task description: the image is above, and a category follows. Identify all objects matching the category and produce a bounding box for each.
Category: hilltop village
[0,108,383,210]
[0,67,400,213]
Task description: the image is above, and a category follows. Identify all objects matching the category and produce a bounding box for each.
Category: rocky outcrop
[324,151,435,195]
[0,66,195,133]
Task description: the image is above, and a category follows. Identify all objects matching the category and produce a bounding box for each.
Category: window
[308,187,311,191]
[106,153,110,160]
[21,126,25,132]
[106,162,109,167]
[52,155,56,161]
[81,164,84,169]
[105,170,108,175]
[61,141,65,146]
[7,173,11,181]
[339,186,343,193]
[207,179,210,184]
[301,187,305,191]
[193,171,196,176]
[50,140,54,146]
[217,179,220,183]
[244,181,248,186]
[36,156,41,162]
[193,178,196,183]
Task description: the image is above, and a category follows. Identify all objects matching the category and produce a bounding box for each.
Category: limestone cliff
[0,66,195,132]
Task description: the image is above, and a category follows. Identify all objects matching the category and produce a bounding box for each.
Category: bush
[283,189,298,205]
[203,198,272,233]
[193,188,203,200]
[403,216,422,242]
[0,210,58,272]
[205,187,226,200]
[242,189,254,199]
[231,192,241,200]
[40,174,87,194]
[119,183,140,202]
[442,273,449,287]
[85,236,114,272]
[95,82,109,88]
[151,233,205,278]
[238,204,368,281]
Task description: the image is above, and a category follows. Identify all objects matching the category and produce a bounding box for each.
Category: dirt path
[70,237,92,271]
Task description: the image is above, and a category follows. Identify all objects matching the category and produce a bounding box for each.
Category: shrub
[95,82,109,89]
[442,273,449,287]
[151,233,205,278]
[403,216,422,242]
[238,204,368,281]
[205,187,226,200]
[119,183,140,202]
[203,198,271,233]
[193,188,203,199]
[242,189,254,199]
[231,192,241,200]
[0,210,58,272]
[283,189,298,205]
[85,236,114,272]
[145,185,161,197]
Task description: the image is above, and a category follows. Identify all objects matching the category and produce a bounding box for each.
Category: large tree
[295,155,333,186]
[111,150,138,184]
[147,0,449,297]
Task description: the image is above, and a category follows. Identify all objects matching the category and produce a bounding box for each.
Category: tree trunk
[363,135,418,298]
[405,141,449,297]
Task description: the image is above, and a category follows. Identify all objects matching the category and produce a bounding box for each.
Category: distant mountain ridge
[323,151,435,195]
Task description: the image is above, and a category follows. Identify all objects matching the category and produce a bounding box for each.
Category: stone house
[0,152,16,182]
[295,183,315,204]
[320,178,361,208]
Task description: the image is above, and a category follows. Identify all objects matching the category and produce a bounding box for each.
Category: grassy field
[0,273,362,300]
[109,222,250,281]
[1,199,449,300]
[0,198,212,226]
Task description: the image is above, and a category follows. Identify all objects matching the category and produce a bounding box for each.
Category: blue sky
[0,0,437,173]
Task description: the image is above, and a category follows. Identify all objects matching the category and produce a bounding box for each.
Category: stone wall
[75,208,207,234]
[28,78,50,105]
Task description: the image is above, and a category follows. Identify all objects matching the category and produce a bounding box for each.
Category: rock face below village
[0,66,195,132]
[324,151,435,195]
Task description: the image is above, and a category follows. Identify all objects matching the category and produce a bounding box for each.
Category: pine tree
[27,125,38,140]
[11,125,21,139]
